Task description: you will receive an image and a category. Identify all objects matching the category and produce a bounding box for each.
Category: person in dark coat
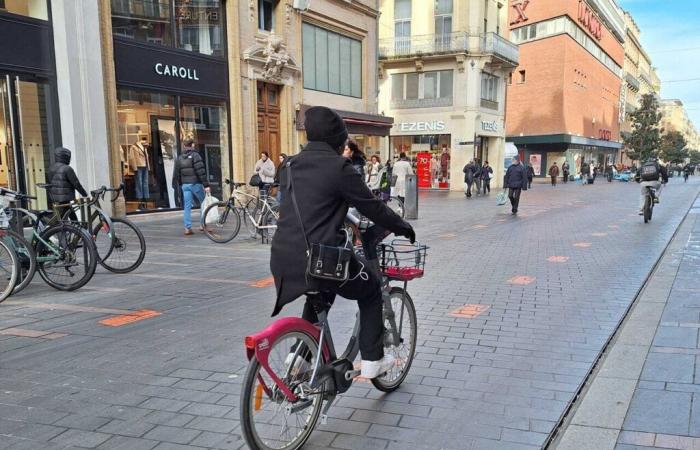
[274,153,288,203]
[526,164,535,189]
[271,106,415,379]
[504,155,528,214]
[47,147,88,205]
[47,147,88,221]
[562,161,570,183]
[463,160,476,198]
[473,159,483,196]
[172,139,210,235]
[482,161,493,195]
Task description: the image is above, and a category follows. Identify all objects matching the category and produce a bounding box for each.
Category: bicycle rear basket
[380,240,427,281]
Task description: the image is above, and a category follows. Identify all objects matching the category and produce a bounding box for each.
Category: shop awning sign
[395,120,446,132]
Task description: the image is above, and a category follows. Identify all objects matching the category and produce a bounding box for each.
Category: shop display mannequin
[128,137,150,210]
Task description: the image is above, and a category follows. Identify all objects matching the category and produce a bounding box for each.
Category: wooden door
[256,81,281,161]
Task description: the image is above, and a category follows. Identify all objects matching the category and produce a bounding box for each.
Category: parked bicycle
[239,211,424,450]
[0,188,36,297]
[61,185,146,273]
[7,187,98,291]
[202,180,279,244]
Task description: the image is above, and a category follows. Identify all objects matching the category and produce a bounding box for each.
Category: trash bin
[405,174,418,220]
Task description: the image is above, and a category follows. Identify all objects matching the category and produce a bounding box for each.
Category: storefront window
[116,88,176,212]
[0,79,18,193]
[391,134,451,189]
[175,0,224,57]
[180,98,228,201]
[112,0,172,46]
[112,0,225,57]
[0,0,48,20]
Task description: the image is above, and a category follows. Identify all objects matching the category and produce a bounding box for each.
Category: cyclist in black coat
[47,147,88,204]
[271,106,415,378]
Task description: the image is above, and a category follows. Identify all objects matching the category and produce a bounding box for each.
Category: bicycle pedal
[344,369,361,381]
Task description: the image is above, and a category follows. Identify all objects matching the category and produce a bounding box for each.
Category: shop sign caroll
[154,63,200,81]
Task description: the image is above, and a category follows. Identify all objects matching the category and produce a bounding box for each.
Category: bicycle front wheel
[96,218,146,273]
[388,197,405,219]
[644,195,652,223]
[261,208,278,243]
[0,239,19,304]
[35,225,97,291]
[1,229,36,295]
[203,202,241,243]
[243,198,261,238]
[240,331,325,450]
[372,286,418,392]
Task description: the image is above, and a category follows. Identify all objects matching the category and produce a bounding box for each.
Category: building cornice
[321,0,379,19]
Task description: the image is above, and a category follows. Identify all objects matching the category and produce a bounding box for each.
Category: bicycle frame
[231,188,278,230]
[9,208,65,261]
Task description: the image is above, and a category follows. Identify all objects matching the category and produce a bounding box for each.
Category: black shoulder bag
[286,162,352,282]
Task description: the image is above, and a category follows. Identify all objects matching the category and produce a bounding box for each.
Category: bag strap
[286,161,311,253]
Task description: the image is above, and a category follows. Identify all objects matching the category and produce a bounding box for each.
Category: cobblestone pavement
[1,177,699,450]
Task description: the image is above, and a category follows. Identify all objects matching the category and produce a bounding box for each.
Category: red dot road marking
[98,309,162,327]
[507,276,536,285]
[449,304,491,318]
[249,276,275,288]
[547,256,570,263]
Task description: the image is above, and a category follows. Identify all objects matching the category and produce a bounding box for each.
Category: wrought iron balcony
[625,73,641,91]
[379,32,519,67]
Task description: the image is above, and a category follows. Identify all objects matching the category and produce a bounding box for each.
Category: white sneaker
[285,353,310,374]
[360,355,395,379]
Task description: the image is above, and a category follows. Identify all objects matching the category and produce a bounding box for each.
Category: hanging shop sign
[395,120,447,133]
[114,37,228,99]
[578,0,603,41]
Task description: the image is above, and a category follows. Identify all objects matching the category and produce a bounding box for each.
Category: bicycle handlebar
[0,187,37,201]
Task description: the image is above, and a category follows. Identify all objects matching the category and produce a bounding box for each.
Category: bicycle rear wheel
[35,224,97,291]
[243,198,261,238]
[203,202,241,243]
[643,196,652,223]
[0,229,36,295]
[371,286,418,392]
[95,218,146,273]
[240,331,325,450]
[388,197,405,219]
[0,239,19,304]
[261,208,278,242]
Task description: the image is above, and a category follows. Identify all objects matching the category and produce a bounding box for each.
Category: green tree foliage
[660,130,689,164]
[624,93,662,162]
[688,149,700,165]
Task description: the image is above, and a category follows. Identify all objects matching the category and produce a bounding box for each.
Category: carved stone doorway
[256,81,281,162]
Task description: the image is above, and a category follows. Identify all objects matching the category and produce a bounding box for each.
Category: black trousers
[301,255,384,361]
[483,179,491,194]
[551,176,557,186]
[508,188,522,212]
[465,181,473,197]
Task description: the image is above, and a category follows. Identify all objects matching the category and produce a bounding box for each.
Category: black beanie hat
[304,106,348,150]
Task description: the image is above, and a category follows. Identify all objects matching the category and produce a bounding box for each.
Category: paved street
[1,177,699,450]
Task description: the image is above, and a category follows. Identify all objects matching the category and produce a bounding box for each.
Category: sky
[618,0,700,130]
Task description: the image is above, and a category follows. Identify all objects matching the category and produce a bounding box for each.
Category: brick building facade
[506,0,625,179]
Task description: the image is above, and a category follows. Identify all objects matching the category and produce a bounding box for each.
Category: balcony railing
[625,73,640,91]
[390,97,453,110]
[379,32,519,66]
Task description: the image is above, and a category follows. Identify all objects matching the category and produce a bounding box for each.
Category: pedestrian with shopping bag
[172,138,210,235]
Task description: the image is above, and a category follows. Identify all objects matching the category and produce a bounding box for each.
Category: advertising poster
[416,152,432,188]
[529,154,542,176]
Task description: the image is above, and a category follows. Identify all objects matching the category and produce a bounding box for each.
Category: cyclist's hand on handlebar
[398,224,416,244]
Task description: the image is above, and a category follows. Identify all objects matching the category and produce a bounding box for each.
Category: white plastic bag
[201,193,220,224]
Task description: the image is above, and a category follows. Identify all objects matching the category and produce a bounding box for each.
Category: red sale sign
[417,152,432,188]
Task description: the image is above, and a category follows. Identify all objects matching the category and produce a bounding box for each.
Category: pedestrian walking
[562,161,570,183]
[254,151,276,193]
[581,161,590,186]
[172,138,210,235]
[366,154,382,187]
[47,147,88,220]
[526,164,535,189]
[274,153,288,202]
[343,138,366,178]
[504,155,528,214]
[549,162,559,187]
[463,159,476,198]
[473,159,483,196]
[482,161,493,195]
[392,152,413,204]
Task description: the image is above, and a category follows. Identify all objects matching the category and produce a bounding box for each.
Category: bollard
[404,174,418,220]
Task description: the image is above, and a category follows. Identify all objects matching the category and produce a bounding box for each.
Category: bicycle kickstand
[320,394,335,425]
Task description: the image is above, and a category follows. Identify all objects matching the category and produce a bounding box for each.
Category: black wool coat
[270,141,412,315]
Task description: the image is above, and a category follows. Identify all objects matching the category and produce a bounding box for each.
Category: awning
[507,133,623,150]
[296,105,394,137]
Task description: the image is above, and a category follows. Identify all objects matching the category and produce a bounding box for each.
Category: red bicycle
[239,214,425,450]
